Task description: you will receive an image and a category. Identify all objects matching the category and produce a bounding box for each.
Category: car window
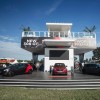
[90,64,95,67]
[85,64,100,68]
[18,64,25,69]
[95,64,100,68]
[8,64,17,68]
[97,64,100,67]
[85,64,90,67]
[90,64,98,68]
[8,63,25,69]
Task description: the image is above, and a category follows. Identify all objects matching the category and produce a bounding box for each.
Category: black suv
[82,63,100,75]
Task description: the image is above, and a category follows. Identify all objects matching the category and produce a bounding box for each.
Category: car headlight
[4,69,9,72]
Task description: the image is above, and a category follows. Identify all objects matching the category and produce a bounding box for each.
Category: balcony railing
[22,31,96,38]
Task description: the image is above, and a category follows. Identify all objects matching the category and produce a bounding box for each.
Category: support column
[79,53,84,63]
[32,53,38,64]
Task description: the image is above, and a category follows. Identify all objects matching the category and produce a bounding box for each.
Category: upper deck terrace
[21,31,96,55]
[21,22,96,55]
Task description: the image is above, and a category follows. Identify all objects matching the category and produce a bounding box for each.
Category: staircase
[0,79,100,89]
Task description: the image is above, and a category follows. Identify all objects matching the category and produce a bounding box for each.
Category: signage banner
[21,37,51,48]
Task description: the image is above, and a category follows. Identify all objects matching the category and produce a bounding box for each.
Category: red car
[52,63,67,75]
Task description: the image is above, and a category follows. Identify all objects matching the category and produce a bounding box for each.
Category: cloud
[84,51,93,59]
[0,35,31,60]
[0,35,44,60]
[0,41,32,60]
[0,35,19,43]
[46,0,63,15]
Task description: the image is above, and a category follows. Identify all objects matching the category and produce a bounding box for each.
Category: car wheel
[50,70,53,75]
[52,72,55,75]
[82,69,86,74]
[65,73,67,75]
[8,71,14,77]
[28,70,32,74]
[98,72,100,76]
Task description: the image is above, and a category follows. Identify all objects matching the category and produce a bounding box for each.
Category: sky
[0,0,100,60]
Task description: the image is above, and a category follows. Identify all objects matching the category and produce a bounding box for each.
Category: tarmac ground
[0,70,100,80]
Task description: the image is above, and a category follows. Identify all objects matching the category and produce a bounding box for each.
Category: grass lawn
[0,87,100,100]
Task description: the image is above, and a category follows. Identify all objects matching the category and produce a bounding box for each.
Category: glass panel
[79,32,84,37]
[49,32,53,37]
[54,32,59,37]
[24,32,28,36]
[74,32,79,38]
[60,32,64,37]
[65,32,68,37]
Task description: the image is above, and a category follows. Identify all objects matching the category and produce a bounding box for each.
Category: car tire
[28,70,32,74]
[82,69,86,74]
[98,72,100,76]
[7,71,14,77]
[65,73,67,75]
[52,72,55,75]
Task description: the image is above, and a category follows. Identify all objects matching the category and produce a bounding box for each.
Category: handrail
[22,31,96,38]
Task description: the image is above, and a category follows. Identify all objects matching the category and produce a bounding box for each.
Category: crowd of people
[74,61,85,71]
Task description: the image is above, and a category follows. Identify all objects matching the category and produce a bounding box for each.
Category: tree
[20,25,31,31]
[83,25,96,33]
[89,58,92,62]
[92,47,100,61]
[85,58,88,62]
[17,60,23,63]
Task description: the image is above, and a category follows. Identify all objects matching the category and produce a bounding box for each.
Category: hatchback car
[2,63,33,76]
[51,63,67,75]
[82,63,100,75]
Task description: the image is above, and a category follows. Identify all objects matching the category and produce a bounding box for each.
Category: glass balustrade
[22,31,96,38]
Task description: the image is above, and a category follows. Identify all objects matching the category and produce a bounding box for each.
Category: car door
[18,64,26,74]
[84,64,91,73]
[14,64,25,74]
[92,64,100,74]
[90,64,96,74]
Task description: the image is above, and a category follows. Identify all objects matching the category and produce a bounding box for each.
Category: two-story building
[21,23,96,71]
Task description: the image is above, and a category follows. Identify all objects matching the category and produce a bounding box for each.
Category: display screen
[49,50,69,60]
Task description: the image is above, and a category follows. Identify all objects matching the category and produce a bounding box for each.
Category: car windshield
[96,64,100,67]
[7,64,18,68]
[54,63,65,67]
[7,63,27,68]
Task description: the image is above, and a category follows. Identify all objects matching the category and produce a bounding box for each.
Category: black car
[2,63,33,76]
[82,63,100,75]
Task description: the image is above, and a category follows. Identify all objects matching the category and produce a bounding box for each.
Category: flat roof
[46,23,72,31]
[46,23,72,26]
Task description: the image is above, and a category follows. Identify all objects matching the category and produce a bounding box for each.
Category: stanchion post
[71,66,74,78]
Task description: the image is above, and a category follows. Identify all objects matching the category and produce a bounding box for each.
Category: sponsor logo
[24,39,39,47]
